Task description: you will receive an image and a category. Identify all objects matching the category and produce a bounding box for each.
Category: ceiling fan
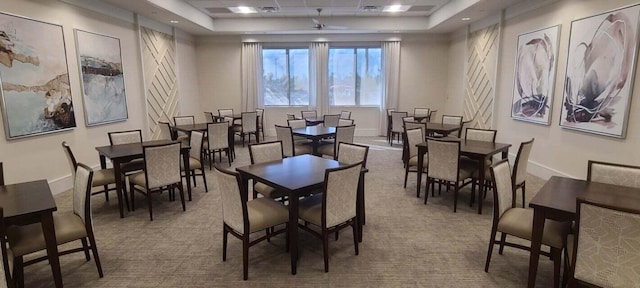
[311,8,347,30]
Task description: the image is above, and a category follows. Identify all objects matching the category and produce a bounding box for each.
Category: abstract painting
[511,25,560,125]
[0,12,75,139]
[75,29,127,126]
[560,4,640,138]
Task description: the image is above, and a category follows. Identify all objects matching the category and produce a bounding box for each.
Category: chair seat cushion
[298,194,323,227]
[92,168,115,187]
[120,159,144,174]
[317,144,335,157]
[458,160,476,180]
[294,143,313,156]
[247,198,288,233]
[130,171,147,188]
[254,182,287,199]
[408,154,428,167]
[180,157,201,170]
[497,208,568,248]
[6,213,87,257]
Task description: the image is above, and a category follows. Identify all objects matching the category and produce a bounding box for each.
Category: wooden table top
[292,126,336,137]
[417,139,511,157]
[173,123,209,132]
[95,140,189,159]
[0,179,56,219]
[425,122,461,133]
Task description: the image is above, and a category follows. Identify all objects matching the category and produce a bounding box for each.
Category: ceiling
[98,0,536,35]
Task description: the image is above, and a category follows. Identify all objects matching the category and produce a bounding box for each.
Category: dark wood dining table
[303,117,324,126]
[0,179,63,287]
[173,122,235,157]
[527,176,640,287]
[425,122,461,135]
[236,154,367,275]
[416,139,511,214]
[292,126,336,156]
[95,140,192,218]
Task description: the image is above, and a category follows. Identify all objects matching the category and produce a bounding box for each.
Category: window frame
[262,47,310,107]
[328,45,382,108]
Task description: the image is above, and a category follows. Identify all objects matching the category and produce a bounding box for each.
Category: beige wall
[176,30,202,121]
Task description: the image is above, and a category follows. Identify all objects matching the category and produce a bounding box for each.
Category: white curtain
[380,41,400,135]
[309,42,329,115]
[241,42,263,111]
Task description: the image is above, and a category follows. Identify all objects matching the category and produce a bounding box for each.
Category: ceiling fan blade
[311,18,320,25]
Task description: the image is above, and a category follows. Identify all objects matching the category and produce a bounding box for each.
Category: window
[262,48,309,106]
[328,47,382,106]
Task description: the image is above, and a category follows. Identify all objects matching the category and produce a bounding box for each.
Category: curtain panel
[381,41,400,136]
[241,42,263,111]
[309,42,329,115]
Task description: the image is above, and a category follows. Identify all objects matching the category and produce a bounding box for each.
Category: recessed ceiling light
[229,6,257,14]
[170,20,179,24]
[461,17,471,21]
[383,5,411,13]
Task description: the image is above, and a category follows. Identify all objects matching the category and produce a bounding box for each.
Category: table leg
[357,172,365,242]
[288,192,299,275]
[99,155,107,169]
[113,159,125,218]
[311,139,320,156]
[528,208,545,287]
[416,146,425,198]
[183,149,192,201]
[41,211,63,287]
[477,156,485,214]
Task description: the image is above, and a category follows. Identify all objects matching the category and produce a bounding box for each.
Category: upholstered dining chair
[181,131,208,198]
[62,141,120,203]
[206,122,232,167]
[108,129,145,174]
[414,108,430,119]
[1,208,13,288]
[424,138,475,212]
[298,162,363,272]
[255,108,265,141]
[157,121,174,141]
[234,112,258,147]
[465,128,497,142]
[286,113,296,120]
[204,112,215,123]
[7,163,104,286]
[484,159,567,287]
[587,160,640,189]
[512,138,534,207]
[338,119,354,126]
[566,197,640,287]
[336,142,369,168]
[287,119,308,142]
[301,110,317,119]
[248,141,288,200]
[403,127,427,189]
[213,166,288,280]
[275,125,312,157]
[403,121,427,166]
[318,125,356,158]
[173,116,194,144]
[218,108,234,117]
[441,115,464,138]
[386,108,395,142]
[129,142,185,221]
[323,114,340,127]
[390,111,408,145]
[340,110,351,119]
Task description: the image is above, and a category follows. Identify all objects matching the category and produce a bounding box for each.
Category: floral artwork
[511,25,560,125]
[560,4,640,138]
[75,29,128,126]
[0,12,75,139]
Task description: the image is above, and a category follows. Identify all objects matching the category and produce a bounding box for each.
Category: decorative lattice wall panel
[140,27,178,139]
[464,24,499,129]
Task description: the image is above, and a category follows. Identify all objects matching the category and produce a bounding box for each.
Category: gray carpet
[21,136,556,287]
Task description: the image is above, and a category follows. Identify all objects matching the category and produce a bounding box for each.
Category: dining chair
[7,163,104,285]
[404,127,427,189]
[204,112,215,123]
[424,137,475,212]
[62,141,120,203]
[587,160,640,189]
[181,131,208,198]
[386,108,395,142]
[287,119,306,129]
[173,116,194,144]
[390,111,408,145]
[157,121,174,141]
[301,110,317,119]
[248,141,288,199]
[512,138,534,207]
[338,119,354,126]
[566,197,640,287]
[275,125,312,157]
[402,121,427,166]
[255,108,265,141]
[107,129,145,175]
[129,142,185,221]
[323,114,340,127]
[465,128,497,142]
[213,166,288,280]
[402,116,415,124]
[286,113,296,120]
[336,142,369,168]
[441,115,464,138]
[234,112,258,147]
[218,108,234,117]
[414,108,430,119]
[318,125,356,158]
[484,159,567,287]
[0,208,13,288]
[206,122,233,167]
[340,110,351,119]
[298,162,363,272]
[0,162,4,186]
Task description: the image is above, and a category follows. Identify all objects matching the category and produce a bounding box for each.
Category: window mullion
[286,49,291,106]
[354,48,359,106]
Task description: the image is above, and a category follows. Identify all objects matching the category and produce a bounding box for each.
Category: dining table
[527,176,640,287]
[235,154,368,275]
[0,179,63,287]
[95,140,192,218]
[303,117,324,126]
[291,126,336,156]
[416,139,511,214]
[173,122,236,158]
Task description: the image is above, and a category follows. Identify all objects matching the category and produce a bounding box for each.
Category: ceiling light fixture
[461,17,471,21]
[170,20,179,24]
[229,6,257,14]
[382,5,410,13]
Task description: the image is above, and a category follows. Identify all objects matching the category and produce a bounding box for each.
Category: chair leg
[103,185,110,202]
[285,225,290,252]
[147,189,154,221]
[453,184,459,212]
[81,238,91,261]
[222,225,228,261]
[14,256,24,288]
[424,178,430,204]
[403,165,410,188]
[484,226,498,272]
[498,233,507,254]
[87,231,104,278]
[322,229,330,273]
[521,183,526,208]
[227,148,232,165]
[552,247,561,288]
[178,184,186,211]
[243,234,249,280]
[201,167,209,192]
[130,183,136,211]
[265,228,270,243]
[352,220,359,255]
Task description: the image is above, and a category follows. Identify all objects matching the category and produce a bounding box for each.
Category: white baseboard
[505,153,573,180]
[264,128,381,137]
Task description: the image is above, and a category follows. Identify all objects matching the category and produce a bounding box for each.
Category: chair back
[323,162,362,228]
[572,198,640,287]
[587,160,640,189]
[287,119,306,129]
[414,108,430,118]
[157,122,173,140]
[61,141,78,172]
[256,108,264,128]
[386,108,395,116]
[275,125,295,157]
[489,159,514,220]
[513,138,534,186]
[340,111,351,119]
[335,125,356,146]
[405,127,424,159]
[402,116,415,123]
[213,166,248,234]
[174,116,194,126]
[323,114,340,127]
[249,141,284,164]
[428,110,437,122]
[336,142,369,168]
[301,110,317,119]
[442,115,463,125]
[465,128,497,142]
[391,111,408,133]
[73,163,94,224]
[426,138,460,182]
[0,162,3,186]
[0,208,12,288]
[338,119,354,126]
[204,112,215,123]
[108,129,142,145]
[218,109,234,117]
[286,114,296,120]
[142,142,182,189]
[241,112,257,133]
[207,122,229,150]
[405,121,426,139]
[189,131,204,161]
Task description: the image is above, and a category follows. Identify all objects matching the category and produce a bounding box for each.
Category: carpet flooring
[20,136,557,287]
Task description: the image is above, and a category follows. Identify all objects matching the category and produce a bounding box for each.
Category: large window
[262,48,309,106]
[328,47,382,106]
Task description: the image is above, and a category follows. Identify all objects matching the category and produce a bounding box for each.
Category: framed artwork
[0,12,75,139]
[511,25,560,125]
[75,29,128,126]
[560,4,640,138]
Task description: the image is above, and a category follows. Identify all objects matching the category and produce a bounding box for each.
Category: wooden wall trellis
[464,23,499,129]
